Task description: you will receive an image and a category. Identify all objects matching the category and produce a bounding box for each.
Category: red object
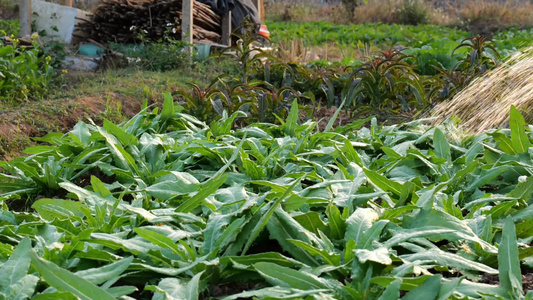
[259,25,270,39]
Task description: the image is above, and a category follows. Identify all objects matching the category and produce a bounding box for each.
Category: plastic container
[194,44,211,61]
[79,43,105,57]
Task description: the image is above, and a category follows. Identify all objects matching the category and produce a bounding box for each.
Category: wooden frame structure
[181,0,262,47]
[181,0,232,47]
[20,0,261,46]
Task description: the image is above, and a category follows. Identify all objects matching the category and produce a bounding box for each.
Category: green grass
[267,21,533,63]
[0,59,239,159]
[267,21,470,48]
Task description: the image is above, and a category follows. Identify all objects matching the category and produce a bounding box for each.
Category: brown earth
[481,272,533,293]
[0,92,142,160]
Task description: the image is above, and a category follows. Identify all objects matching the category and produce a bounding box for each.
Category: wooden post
[19,0,32,37]
[181,0,193,46]
[60,0,73,7]
[221,11,231,47]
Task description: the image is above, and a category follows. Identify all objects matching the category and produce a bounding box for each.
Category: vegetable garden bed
[1,97,532,299]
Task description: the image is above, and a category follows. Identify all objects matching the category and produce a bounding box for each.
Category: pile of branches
[81,0,222,43]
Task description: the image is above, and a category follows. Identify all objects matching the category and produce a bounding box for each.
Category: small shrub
[0,20,19,36]
[0,36,56,102]
[395,0,431,25]
[450,0,533,34]
[344,48,426,113]
[109,37,188,71]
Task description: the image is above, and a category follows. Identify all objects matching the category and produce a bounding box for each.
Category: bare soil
[0,92,142,160]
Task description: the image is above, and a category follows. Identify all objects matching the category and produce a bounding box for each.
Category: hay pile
[431,47,533,135]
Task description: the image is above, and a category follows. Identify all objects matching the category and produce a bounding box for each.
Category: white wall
[31,0,78,43]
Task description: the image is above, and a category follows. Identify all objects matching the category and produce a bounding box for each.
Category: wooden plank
[19,0,32,37]
[181,0,193,45]
[60,0,73,7]
[221,11,231,46]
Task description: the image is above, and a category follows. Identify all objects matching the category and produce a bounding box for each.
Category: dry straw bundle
[431,47,533,135]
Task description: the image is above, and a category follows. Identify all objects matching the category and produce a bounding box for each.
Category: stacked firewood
[81,0,222,43]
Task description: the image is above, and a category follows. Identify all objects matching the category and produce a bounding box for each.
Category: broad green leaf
[326,204,345,240]
[283,99,299,136]
[254,262,330,290]
[134,228,183,256]
[202,214,231,255]
[433,128,451,161]
[90,176,112,198]
[508,175,533,202]
[220,252,303,268]
[437,277,462,300]
[345,207,379,246]
[401,248,497,274]
[176,174,227,213]
[498,216,523,298]
[150,272,203,300]
[343,140,363,166]
[0,237,33,295]
[146,179,199,200]
[220,287,329,300]
[32,291,78,300]
[29,251,115,300]
[69,122,91,146]
[242,179,300,255]
[289,239,340,266]
[74,256,133,285]
[492,132,517,155]
[377,278,401,300]
[103,119,138,146]
[354,247,392,265]
[364,168,402,196]
[510,105,530,153]
[402,275,441,300]
[106,286,138,298]
[403,209,497,253]
[293,212,328,235]
[32,198,85,221]
[266,209,321,266]
[359,220,389,250]
[161,91,175,125]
